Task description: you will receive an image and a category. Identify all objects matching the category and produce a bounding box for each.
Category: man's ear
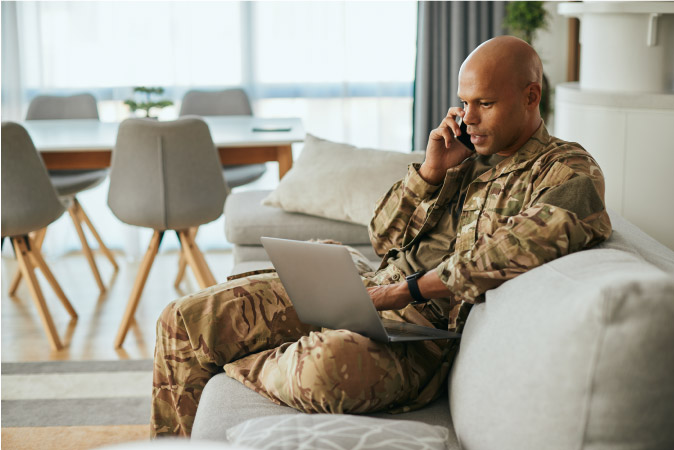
[525,82,542,110]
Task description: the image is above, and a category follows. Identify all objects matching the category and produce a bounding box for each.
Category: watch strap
[406,271,429,304]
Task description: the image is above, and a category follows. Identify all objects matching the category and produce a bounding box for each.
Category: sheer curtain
[1,1,418,257]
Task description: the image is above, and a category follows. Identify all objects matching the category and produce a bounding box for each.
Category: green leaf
[504,1,549,44]
[126,86,172,115]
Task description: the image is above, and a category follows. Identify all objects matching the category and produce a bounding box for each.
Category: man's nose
[463,107,479,125]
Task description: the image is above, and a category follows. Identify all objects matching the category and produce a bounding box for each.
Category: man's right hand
[419,107,473,185]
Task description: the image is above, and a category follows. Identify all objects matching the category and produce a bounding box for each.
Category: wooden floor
[1,247,235,362]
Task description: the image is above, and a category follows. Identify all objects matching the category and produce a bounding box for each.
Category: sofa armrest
[449,243,674,449]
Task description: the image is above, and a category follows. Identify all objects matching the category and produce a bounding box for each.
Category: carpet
[1,359,153,450]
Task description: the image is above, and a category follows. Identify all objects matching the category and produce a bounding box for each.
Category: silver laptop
[261,237,461,343]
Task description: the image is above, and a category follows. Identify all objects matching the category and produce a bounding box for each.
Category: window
[5,1,417,150]
[2,1,418,254]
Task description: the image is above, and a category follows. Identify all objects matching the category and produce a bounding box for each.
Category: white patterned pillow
[226,414,449,450]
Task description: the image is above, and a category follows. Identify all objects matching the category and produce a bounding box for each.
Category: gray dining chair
[108,116,227,348]
[13,94,118,296]
[179,88,267,189]
[26,93,100,120]
[1,122,78,351]
[176,88,267,288]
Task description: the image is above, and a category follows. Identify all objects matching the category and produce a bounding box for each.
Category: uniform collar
[474,121,550,183]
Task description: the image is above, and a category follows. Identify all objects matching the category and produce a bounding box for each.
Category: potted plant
[503,1,551,122]
[124,87,173,119]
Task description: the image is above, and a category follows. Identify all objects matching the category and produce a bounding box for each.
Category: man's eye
[480,102,493,107]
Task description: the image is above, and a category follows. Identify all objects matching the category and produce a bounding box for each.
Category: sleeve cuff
[406,163,442,199]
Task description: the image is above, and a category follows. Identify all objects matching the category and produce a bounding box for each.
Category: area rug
[1,359,153,450]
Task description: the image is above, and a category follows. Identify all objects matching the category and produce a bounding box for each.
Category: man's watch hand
[367,271,453,311]
[405,271,430,304]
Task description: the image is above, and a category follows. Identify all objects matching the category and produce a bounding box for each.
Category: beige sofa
[190,183,674,449]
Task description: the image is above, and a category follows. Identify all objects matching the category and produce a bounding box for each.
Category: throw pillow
[262,134,426,226]
[227,414,449,450]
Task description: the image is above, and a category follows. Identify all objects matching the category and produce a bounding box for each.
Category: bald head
[460,36,543,92]
[455,36,544,157]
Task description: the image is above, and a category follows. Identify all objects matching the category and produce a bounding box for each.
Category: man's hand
[367,271,453,311]
[419,107,473,185]
[367,284,411,311]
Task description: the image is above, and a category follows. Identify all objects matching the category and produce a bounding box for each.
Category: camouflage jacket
[369,124,612,324]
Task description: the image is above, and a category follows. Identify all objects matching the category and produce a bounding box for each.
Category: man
[151,36,611,437]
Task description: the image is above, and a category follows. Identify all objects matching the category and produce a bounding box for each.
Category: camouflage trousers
[151,265,455,438]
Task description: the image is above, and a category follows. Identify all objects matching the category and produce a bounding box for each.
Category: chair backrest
[26,94,99,120]
[179,88,253,117]
[1,122,65,237]
[107,117,227,230]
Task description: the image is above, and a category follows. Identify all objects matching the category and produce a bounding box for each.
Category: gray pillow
[263,134,425,226]
[226,414,449,450]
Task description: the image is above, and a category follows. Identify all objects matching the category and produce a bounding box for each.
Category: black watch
[405,271,430,305]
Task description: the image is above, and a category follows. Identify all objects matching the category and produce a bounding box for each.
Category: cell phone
[456,117,475,152]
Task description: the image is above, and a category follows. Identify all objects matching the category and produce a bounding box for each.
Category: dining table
[22,115,305,179]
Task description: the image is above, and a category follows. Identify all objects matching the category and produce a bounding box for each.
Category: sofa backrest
[449,211,674,450]
[597,209,674,274]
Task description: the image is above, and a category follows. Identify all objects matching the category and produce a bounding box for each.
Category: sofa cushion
[225,190,372,246]
[450,243,674,450]
[262,133,425,226]
[226,414,450,450]
[192,373,460,449]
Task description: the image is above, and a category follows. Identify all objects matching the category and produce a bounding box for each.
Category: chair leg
[8,228,47,295]
[68,203,106,293]
[12,236,65,351]
[114,230,164,349]
[190,235,218,287]
[8,261,24,295]
[74,198,119,271]
[173,227,198,288]
[28,242,78,320]
[174,250,187,289]
[177,228,217,289]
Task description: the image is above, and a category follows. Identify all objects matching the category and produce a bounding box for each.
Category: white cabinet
[555,83,674,249]
[556,2,674,250]
[558,1,674,93]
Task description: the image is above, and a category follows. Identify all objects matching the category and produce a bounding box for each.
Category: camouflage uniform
[151,123,611,437]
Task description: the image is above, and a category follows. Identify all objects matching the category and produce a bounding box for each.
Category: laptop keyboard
[382,319,451,337]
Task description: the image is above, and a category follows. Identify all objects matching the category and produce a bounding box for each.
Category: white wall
[532,1,571,134]
[535,2,569,89]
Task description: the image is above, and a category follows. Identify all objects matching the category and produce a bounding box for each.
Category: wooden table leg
[277,145,293,179]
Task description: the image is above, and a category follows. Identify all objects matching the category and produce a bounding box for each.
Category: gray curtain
[412,1,506,151]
